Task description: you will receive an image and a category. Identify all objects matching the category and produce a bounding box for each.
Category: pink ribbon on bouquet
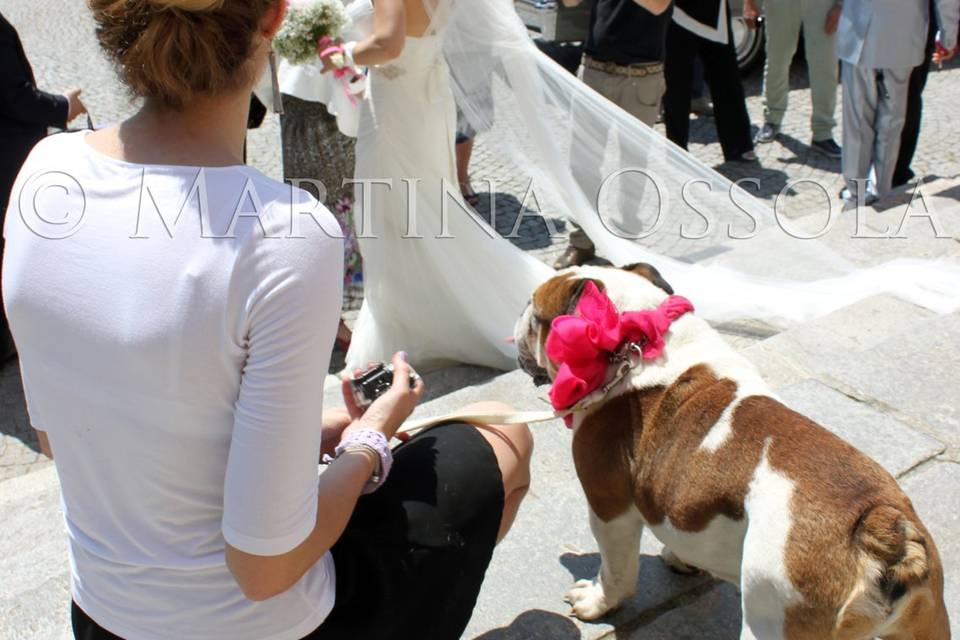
[545,282,694,420]
[318,36,363,106]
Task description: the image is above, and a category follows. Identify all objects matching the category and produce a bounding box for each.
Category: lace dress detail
[376,63,406,80]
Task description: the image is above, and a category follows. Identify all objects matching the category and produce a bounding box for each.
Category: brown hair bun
[90,0,273,109]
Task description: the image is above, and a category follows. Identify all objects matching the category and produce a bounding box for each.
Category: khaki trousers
[570,64,665,250]
[762,0,839,141]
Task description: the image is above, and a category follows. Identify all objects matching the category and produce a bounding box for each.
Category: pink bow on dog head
[545,281,694,419]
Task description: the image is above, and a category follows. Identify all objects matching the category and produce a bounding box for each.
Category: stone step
[744,295,960,447]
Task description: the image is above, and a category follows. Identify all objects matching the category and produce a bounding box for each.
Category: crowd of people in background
[552,0,958,267]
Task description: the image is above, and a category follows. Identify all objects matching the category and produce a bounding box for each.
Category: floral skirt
[280,94,362,291]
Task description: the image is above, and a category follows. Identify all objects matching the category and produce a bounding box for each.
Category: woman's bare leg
[458,401,533,542]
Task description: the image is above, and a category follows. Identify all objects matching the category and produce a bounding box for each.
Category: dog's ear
[620,262,674,295]
[532,273,606,323]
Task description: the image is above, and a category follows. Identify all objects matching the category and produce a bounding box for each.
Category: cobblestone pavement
[3,0,960,478]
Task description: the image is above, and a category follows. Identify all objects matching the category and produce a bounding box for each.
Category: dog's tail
[834,504,949,640]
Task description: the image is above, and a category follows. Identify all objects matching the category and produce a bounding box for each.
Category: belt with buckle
[583,55,663,78]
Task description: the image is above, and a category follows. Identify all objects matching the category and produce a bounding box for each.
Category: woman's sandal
[335,320,352,352]
[460,181,481,207]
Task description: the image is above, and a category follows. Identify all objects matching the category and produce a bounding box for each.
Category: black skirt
[72,422,505,640]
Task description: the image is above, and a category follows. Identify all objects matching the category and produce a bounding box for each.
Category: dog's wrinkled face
[514,263,673,385]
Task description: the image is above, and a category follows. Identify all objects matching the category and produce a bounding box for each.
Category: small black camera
[349,363,420,409]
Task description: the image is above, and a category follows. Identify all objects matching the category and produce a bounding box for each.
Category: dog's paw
[660,547,701,575]
[564,579,616,621]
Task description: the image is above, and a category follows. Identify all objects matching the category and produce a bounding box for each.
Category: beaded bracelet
[322,429,393,494]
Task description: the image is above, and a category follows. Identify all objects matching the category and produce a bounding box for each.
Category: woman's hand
[318,39,345,74]
[341,352,424,441]
[824,2,842,36]
[742,0,760,29]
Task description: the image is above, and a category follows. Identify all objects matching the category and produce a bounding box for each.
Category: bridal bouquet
[273,0,349,65]
[274,0,366,105]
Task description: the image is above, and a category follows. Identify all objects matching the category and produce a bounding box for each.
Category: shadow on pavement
[472,610,582,639]
[472,192,568,251]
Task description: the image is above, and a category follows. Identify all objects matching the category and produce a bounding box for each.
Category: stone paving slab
[0,466,69,640]
[777,379,945,478]
[742,294,940,389]
[746,301,960,450]
[900,461,960,638]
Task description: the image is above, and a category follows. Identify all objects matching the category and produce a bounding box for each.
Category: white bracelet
[322,429,392,493]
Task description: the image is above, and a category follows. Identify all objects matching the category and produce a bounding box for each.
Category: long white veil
[425,0,960,326]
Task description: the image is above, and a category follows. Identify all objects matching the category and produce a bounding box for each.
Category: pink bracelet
[323,429,393,494]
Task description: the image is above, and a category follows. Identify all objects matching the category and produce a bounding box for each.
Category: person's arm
[226,353,423,601]
[634,0,672,15]
[0,29,77,128]
[743,0,761,29]
[218,198,422,601]
[824,0,843,35]
[321,0,406,70]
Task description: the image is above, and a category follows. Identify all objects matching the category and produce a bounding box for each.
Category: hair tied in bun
[153,0,226,11]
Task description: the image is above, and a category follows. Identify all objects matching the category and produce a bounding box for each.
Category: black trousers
[663,10,754,161]
[893,0,937,188]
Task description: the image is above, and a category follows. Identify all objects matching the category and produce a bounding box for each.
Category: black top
[584,0,673,66]
[0,12,69,210]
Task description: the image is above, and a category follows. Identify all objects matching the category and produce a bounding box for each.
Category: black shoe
[812,138,842,159]
[552,243,595,270]
[892,168,915,189]
[691,96,714,117]
[754,122,779,144]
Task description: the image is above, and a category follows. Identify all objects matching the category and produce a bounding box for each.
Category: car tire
[732,16,766,75]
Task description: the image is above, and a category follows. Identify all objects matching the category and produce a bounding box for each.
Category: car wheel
[732,16,765,75]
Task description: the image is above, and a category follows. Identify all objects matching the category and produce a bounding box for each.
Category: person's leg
[761,0,803,130]
[872,68,911,197]
[455,135,478,202]
[663,22,698,149]
[319,420,518,640]
[893,1,936,187]
[802,0,839,142]
[841,62,878,198]
[561,64,621,265]
[460,401,534,542]
[611,70,665,231]
[701,15,755,161]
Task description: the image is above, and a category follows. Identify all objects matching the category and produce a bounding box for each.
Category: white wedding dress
[345,35,553,371]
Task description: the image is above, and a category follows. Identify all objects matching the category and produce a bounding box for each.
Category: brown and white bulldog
[514,264,950,640]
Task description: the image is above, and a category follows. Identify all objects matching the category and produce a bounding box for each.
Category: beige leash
[395,345,643,440]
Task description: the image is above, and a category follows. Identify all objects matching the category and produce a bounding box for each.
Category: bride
[322,0,552,371]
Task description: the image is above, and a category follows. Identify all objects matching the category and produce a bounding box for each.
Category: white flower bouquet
[273,0,350,65]
[265,0,372,136]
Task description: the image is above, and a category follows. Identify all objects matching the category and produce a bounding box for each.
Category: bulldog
[514,264,949,640]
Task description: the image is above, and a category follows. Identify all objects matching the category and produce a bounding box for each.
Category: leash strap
[397,409,560,439]
[395,344,642,442]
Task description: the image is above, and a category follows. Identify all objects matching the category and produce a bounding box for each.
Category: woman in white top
[1,1,532,638]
